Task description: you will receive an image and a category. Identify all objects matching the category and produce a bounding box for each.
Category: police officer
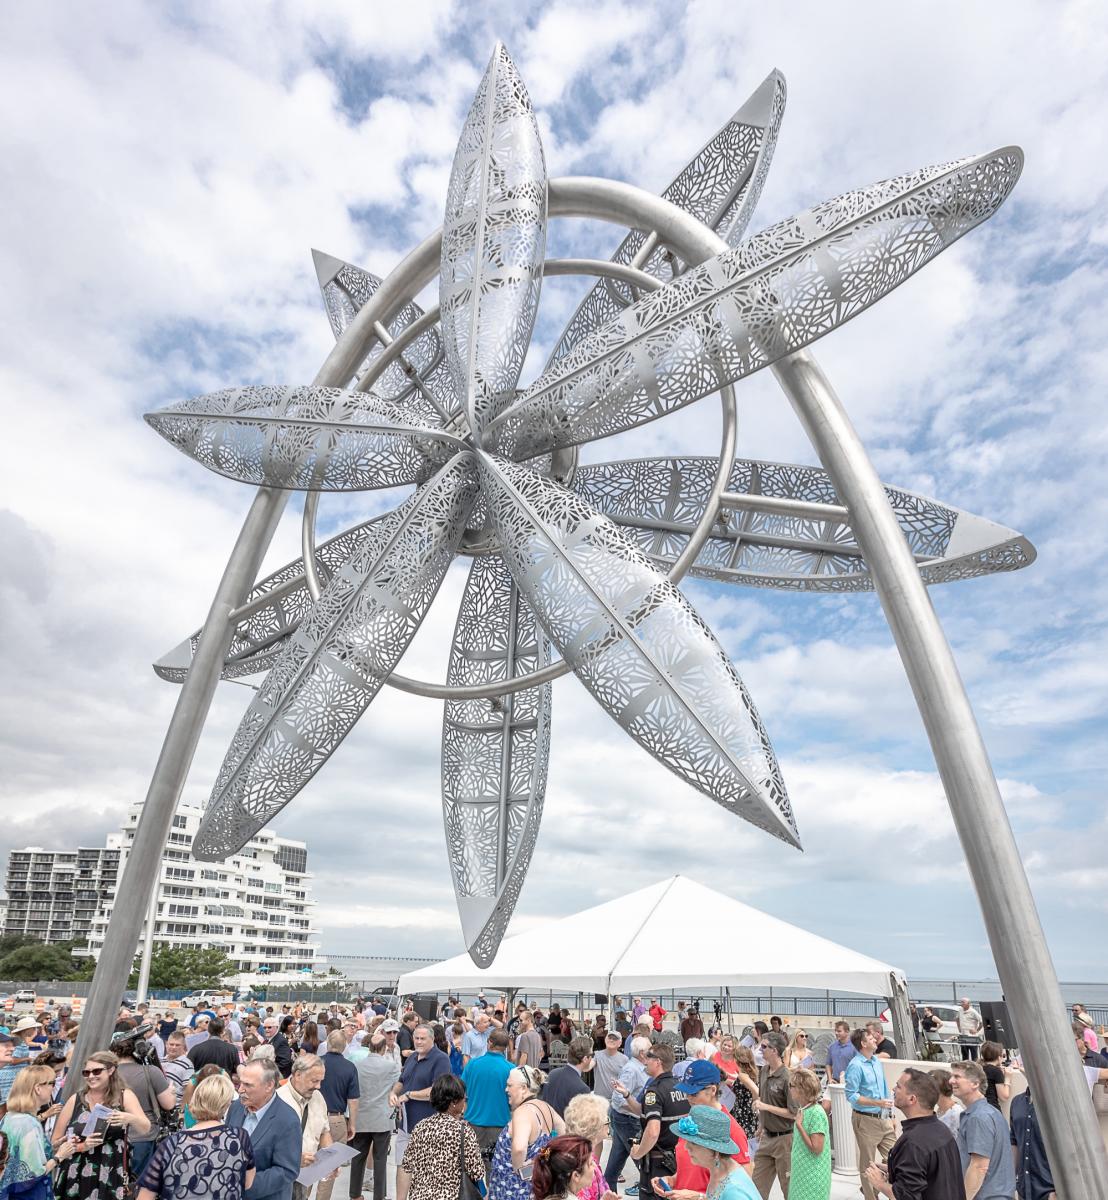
[629,1042,689,1194]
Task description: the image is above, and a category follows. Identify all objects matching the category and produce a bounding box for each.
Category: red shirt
[712,1052,741,1083]
[672,1105,749,1189]
[648,1004,667,1032]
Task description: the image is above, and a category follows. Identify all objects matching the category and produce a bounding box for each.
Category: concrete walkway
[319,1138,867,1200]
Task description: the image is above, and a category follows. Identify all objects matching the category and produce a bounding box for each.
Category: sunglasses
[82,1067,107,1078]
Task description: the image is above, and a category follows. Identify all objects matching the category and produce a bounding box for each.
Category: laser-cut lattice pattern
[193,455,478,858]
[489,150,1024,460]
[479,453,797,846]
[548,70,786,368]
[442,554,552,966]
[574,456,1034,591]
[145,386,464,491]
[151,44,1027,966]
[316,253,458,427]
[440,43,547,435]
[154,516,388,683]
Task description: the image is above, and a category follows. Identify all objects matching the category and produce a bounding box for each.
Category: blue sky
[2,1,1107,983]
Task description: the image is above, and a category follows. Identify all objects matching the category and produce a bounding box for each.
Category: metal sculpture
[74,43,1108,1196]
[140,44,1032,966]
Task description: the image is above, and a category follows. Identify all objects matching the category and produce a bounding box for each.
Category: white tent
[397,875,906,999]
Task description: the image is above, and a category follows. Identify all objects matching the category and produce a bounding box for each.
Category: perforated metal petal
[154,514,389,683]
[313,249,458,427]
[440,42,547,434]
[478,452,798,847]
[146,385,466,491]
[573,456,1036,592]
[193,454,479,859]
[546,70,787,369]
[488,149,1024,460]
[442,554,552,966]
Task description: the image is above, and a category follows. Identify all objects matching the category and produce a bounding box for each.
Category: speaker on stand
[980,1000,1018,1051]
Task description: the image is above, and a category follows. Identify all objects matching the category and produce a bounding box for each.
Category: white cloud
[1,0,1107,986]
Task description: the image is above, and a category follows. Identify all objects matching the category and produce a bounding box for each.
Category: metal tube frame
[74,176,1108,1199]
[773,350,1108,1199]
[69,178,736,1087]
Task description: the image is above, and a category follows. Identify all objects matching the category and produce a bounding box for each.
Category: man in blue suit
[227,1058,302,1200]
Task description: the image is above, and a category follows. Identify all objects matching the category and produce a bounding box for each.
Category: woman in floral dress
[728,1047,759,1145]
[52,1050,151,1200]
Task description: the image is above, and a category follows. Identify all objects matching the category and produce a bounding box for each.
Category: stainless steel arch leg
[774,348,1108,1200]
[65,486,288,1095]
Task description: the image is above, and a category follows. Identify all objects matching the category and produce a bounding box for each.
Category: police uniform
[636,1071,690,1192]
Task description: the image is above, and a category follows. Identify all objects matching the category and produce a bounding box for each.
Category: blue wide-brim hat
[675,1105,739,1155]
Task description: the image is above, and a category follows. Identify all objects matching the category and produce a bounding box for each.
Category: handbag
[457,1123,483,1200]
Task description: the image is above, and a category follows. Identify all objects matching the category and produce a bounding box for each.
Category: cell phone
[518,1162,534,1182]
[655,1181,672,1193]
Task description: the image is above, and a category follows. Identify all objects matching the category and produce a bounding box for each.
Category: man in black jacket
[263,1016,294,1079]
[866,1069,962,1200]
[188,1017,240,1078]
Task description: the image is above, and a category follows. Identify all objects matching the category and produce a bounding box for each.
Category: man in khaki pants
[844,1028,896,1200]
[751,1031,795,1198]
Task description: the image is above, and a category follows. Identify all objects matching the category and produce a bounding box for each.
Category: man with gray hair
[227,1057,302,1200]
[605,1035,652,1193]
[279,1053,335,1200]
[592,1030,628,1099]
[389,1024,451,1200]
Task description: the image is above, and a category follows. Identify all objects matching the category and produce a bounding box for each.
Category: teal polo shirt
[462,1049,512,1126]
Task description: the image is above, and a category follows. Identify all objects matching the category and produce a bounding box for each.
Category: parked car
[181,990,233,1010]
[13,988,36,1004]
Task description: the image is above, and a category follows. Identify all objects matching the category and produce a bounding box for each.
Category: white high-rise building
[85,803,321,973]
[4,846,121,944]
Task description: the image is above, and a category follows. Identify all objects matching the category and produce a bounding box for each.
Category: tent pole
[725,987,734,1035]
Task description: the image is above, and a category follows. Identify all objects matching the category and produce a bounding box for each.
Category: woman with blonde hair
[490,1066,565,1200]
[712,1034,742,1084]
[787,1069,830,1199]
[563,1094,614,1200]
[0,1065,80,1197]
[785,1030,814,1071]
[52,1050,150,1198]
[135,1073,255,1200]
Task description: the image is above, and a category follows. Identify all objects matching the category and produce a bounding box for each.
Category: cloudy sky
[2,1,1107,987]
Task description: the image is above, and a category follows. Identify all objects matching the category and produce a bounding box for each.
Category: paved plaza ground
[323,1136,866,1200]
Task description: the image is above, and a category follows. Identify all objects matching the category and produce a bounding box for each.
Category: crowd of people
[0,991,1101,1200]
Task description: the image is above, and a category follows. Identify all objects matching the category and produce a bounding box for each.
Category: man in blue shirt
[462,1013,491,1065]
[462,1028,513,1179]
[825,1019,857,1084]
[844,1027,896,1200]
[952,1060,1016,1200]
[318,1029,360,1200]
[390,1024,451,1200]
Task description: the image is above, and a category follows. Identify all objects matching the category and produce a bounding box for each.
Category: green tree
[0,942,77,980]
[126,944,235,990]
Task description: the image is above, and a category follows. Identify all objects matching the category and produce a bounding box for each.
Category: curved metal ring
[301,180,736,701]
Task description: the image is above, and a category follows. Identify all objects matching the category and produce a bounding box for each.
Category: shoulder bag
[457,1121,483,1200]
